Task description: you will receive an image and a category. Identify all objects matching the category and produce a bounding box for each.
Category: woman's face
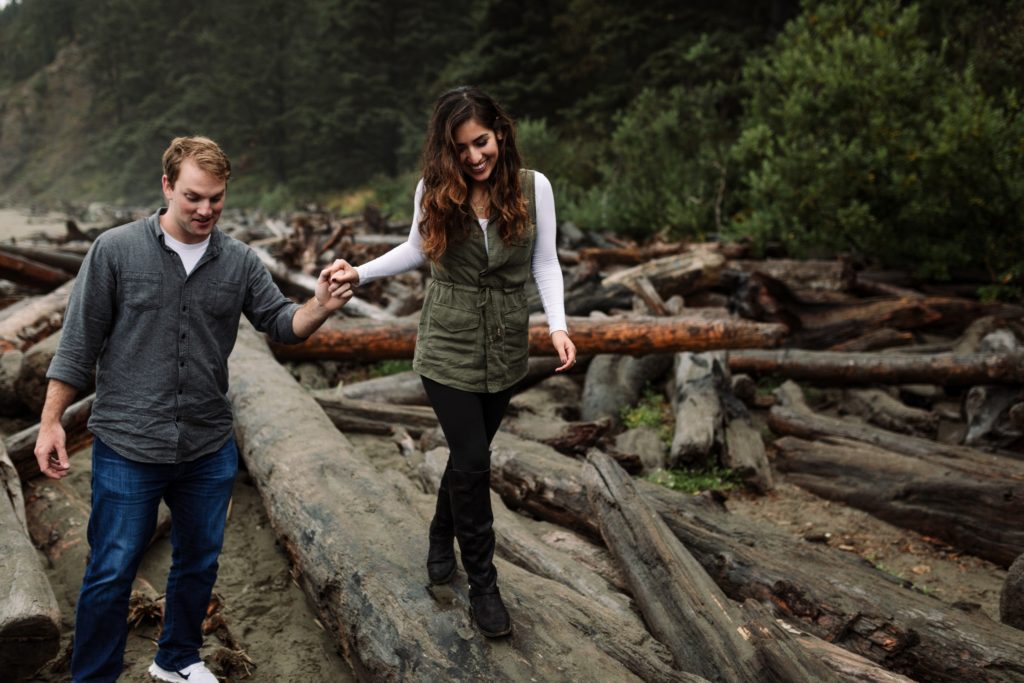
[453,119,500,186]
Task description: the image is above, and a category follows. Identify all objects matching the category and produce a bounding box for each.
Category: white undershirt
[356,172,567,334]
[162,229,210,276]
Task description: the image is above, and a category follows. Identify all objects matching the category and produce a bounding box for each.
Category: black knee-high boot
[427,461,457,584]
[449,467,511,637]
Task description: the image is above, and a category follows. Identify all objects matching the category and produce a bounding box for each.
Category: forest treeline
[0,0,1022,295]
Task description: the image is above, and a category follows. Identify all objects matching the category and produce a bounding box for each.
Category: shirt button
[180,334,186,340]
[178,389,183,394]
[180,361,185,367]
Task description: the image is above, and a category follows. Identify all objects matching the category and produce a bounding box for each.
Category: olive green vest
[413,170,537,393]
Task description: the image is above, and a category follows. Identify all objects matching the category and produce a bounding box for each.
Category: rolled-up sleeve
[241,249,303,344]
[46,239,116,389]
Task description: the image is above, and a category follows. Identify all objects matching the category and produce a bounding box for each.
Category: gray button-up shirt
[47,210,303,464]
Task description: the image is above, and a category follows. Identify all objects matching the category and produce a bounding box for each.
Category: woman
[329,86,576,637]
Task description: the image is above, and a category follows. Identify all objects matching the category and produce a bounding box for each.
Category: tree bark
[0,442,61,680]
[487,432,1024,683]
[840,389,938,436]
[270,314,788,362]
[227,321,692,682]
[774,435,1024,567]
[0,279,75,352]
[726,349,1024,385]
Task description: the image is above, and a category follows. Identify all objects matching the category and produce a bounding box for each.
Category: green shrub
[566,83,736,239]
[730,0,1024,285]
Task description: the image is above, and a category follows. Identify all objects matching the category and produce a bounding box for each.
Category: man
[34,136,353,683]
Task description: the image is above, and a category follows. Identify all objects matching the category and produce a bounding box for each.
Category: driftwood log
[314,394,438,436]
[774,435,1024,567]
[725,349,1024,385]
[601,244,726,299]
[668,352,773,491]
[583,450,834,681]
[840,388,938,436]
[486,432,1024,682]
[269,314,788,362]
[580,353,671,424]
[6,393,95,480]
[0,442,61,680]
[227,321,690,682]
[0,249,72,289]
[1003,554,1024,630]
[0,244,84,275]
[0,279,74,352]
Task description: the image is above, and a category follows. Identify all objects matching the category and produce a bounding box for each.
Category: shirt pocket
[122,271,162,311]
[204,279,242,318]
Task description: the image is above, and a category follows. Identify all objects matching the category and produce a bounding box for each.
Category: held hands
[328,259,361,294]
[552,330,577,373]
[34,422,70,479]
[316,259,357,311]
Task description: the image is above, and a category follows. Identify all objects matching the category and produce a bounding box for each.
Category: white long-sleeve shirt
[355,172,567,334]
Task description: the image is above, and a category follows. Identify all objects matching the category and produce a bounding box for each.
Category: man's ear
[161,175,173,200]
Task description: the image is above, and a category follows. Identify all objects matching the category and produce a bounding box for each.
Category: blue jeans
[71,436,238,683]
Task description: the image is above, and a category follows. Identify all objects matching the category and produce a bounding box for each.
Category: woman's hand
[326,259,360,298]
[551,330,577,373]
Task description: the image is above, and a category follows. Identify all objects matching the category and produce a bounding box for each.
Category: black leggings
[421,376,514,472]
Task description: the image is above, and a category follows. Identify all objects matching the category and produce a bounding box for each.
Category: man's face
[161,159,226,244]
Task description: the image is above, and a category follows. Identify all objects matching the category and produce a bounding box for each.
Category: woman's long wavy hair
[419,86,529,263]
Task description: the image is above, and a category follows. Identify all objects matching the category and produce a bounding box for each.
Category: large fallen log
[725,349,1024,385]
[269,314,788,362]
[227,322,691,682]
[0,279,75,352]
[15,331,69,414]
[6,393,95,480]
[773,435,1024,567]
[486,432,1024,682]
[0,249,72,289]
[583,450,833,681]
[0,441,61,680]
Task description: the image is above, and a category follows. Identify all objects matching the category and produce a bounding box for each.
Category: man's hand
[35,421,70,479]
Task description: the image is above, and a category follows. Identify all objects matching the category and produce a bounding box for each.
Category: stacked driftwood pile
[3,210,1024,681]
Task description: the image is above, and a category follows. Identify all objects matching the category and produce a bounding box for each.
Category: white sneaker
[148,661,219,682]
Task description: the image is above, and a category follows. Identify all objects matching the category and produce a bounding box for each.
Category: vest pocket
[426,303,481,368]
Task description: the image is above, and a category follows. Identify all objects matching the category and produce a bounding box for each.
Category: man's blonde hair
[162,136,232,187]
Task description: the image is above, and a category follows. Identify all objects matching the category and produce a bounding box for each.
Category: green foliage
[645,466,739,494]
[730,0,1024,282]
[369,359,414,378]
[567,83,736,238]
[620,388,674,445]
